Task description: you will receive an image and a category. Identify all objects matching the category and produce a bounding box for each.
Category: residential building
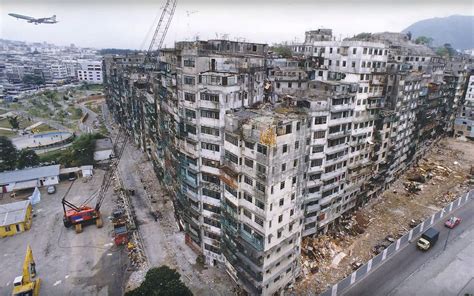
[77,60,103,83]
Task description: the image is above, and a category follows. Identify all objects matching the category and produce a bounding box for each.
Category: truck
[417,228,439,251]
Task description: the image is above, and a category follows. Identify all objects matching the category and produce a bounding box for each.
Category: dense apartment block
[103,30,472,295]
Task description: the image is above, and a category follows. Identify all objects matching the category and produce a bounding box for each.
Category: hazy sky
[1,0,473,49]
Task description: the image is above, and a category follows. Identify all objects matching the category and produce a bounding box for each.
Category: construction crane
[12,245,40,296]
[62,131,128,233]
[147,0,178,55]
[62,1,177,234]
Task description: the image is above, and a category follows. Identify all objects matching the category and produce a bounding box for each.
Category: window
[244,192,253,203]
[204,217,221,228]
[314,116,327,125]
[200,93,219,102]
[183,58,195,67]
[245,141,255,149]
[186,124,196,135]
[244,158,254,168]
[203,188,220,199]
[280,181,285,190]
[201,142,220,152]
[243,209,251,218]
[202,173,220,185]
[290,209,294,216]
[184,76,195,85]
[278,215,283,223]
[279,198,284,206]
[201,109,219,119]
[277,230,282,238]
[225,133,238,146]
[185,108,196,118]
[256,199,264,210]
[255,216,264,227]
[352,48,357,54]
[295,141,299,149]
[314,131,326,139]
[257,144,267,155]
[282,144,288,153]
[352,61,356,68]
[225,184,237,197]
[311,158,323,167]
[244,175,253,186]
[342,61,346,67]
[281,163,286,172]
[202,158,219,168]
[256,182,265,193]
[312,146,324,153]
[224,150,238,164]
[257,163,266,174]
[201,126,220,136]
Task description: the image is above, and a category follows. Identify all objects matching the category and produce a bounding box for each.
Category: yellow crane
[12,245,40,296]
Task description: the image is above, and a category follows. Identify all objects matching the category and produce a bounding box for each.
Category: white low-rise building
[0,165,60,193]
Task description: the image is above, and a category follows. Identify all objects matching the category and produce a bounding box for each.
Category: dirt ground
[103,104,237,295]
[296,138,474,294]
[0,170,129,296]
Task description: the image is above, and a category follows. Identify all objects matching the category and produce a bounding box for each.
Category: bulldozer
[12,245,41,296]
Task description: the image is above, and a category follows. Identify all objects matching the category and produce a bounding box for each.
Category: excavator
[12,245,40,296]
[62,130,127,233]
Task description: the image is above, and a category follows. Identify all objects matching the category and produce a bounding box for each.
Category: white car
[47,185,56,194]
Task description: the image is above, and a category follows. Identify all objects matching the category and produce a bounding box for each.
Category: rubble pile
[296,138,474,294]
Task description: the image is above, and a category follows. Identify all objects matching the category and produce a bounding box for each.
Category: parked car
[444,217,462,229]
[68,172,77,181]
[47,185,56,194]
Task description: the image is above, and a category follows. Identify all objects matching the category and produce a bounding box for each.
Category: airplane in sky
[8,13,58,25]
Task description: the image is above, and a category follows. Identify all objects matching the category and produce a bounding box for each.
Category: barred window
[184,92,196,102]
[224,150,238,164]
[184,76,195,85]
[225,133,238,146]
[201,142,220,152]
[200,93,219,102]
[203,188,220,199]
[201,109,220,119]
[201,126,220,136]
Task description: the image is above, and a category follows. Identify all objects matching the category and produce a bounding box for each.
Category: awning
[13,180,38,191]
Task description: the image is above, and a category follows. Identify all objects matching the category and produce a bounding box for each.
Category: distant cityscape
[0,39,103,99]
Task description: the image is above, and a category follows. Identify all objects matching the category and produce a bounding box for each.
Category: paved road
[342,192,474,296]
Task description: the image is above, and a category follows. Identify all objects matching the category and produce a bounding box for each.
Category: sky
[0,0,473,49]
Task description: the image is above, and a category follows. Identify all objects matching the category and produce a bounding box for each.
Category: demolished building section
[103,29,472,295]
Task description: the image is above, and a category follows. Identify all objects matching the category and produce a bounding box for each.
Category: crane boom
[147,0,178,54]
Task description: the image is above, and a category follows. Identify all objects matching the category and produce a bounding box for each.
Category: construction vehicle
[62,131,127,233]
[61,0,178,233]
[12,245,40,296]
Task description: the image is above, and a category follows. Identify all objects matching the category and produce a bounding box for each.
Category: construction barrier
[320,189,474,296]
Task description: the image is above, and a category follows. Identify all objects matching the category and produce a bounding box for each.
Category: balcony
[330,104,353,112]
[327,129,351,140]
[325,143,348,154]
[239,229,264,252]
[367,102,384,109]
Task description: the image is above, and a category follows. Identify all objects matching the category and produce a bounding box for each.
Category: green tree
[125,266,193,296]
[17,149,40,169]
[414,36,433,46]
[271,46,292,58]
[436,43,456,57]
[7,116,20,129]
[0,136,18,172]
[22,74,45,85]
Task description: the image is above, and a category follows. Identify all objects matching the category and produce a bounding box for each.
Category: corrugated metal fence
[320,189,474,296]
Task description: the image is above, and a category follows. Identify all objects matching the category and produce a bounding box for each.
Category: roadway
[342,191,474,296]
